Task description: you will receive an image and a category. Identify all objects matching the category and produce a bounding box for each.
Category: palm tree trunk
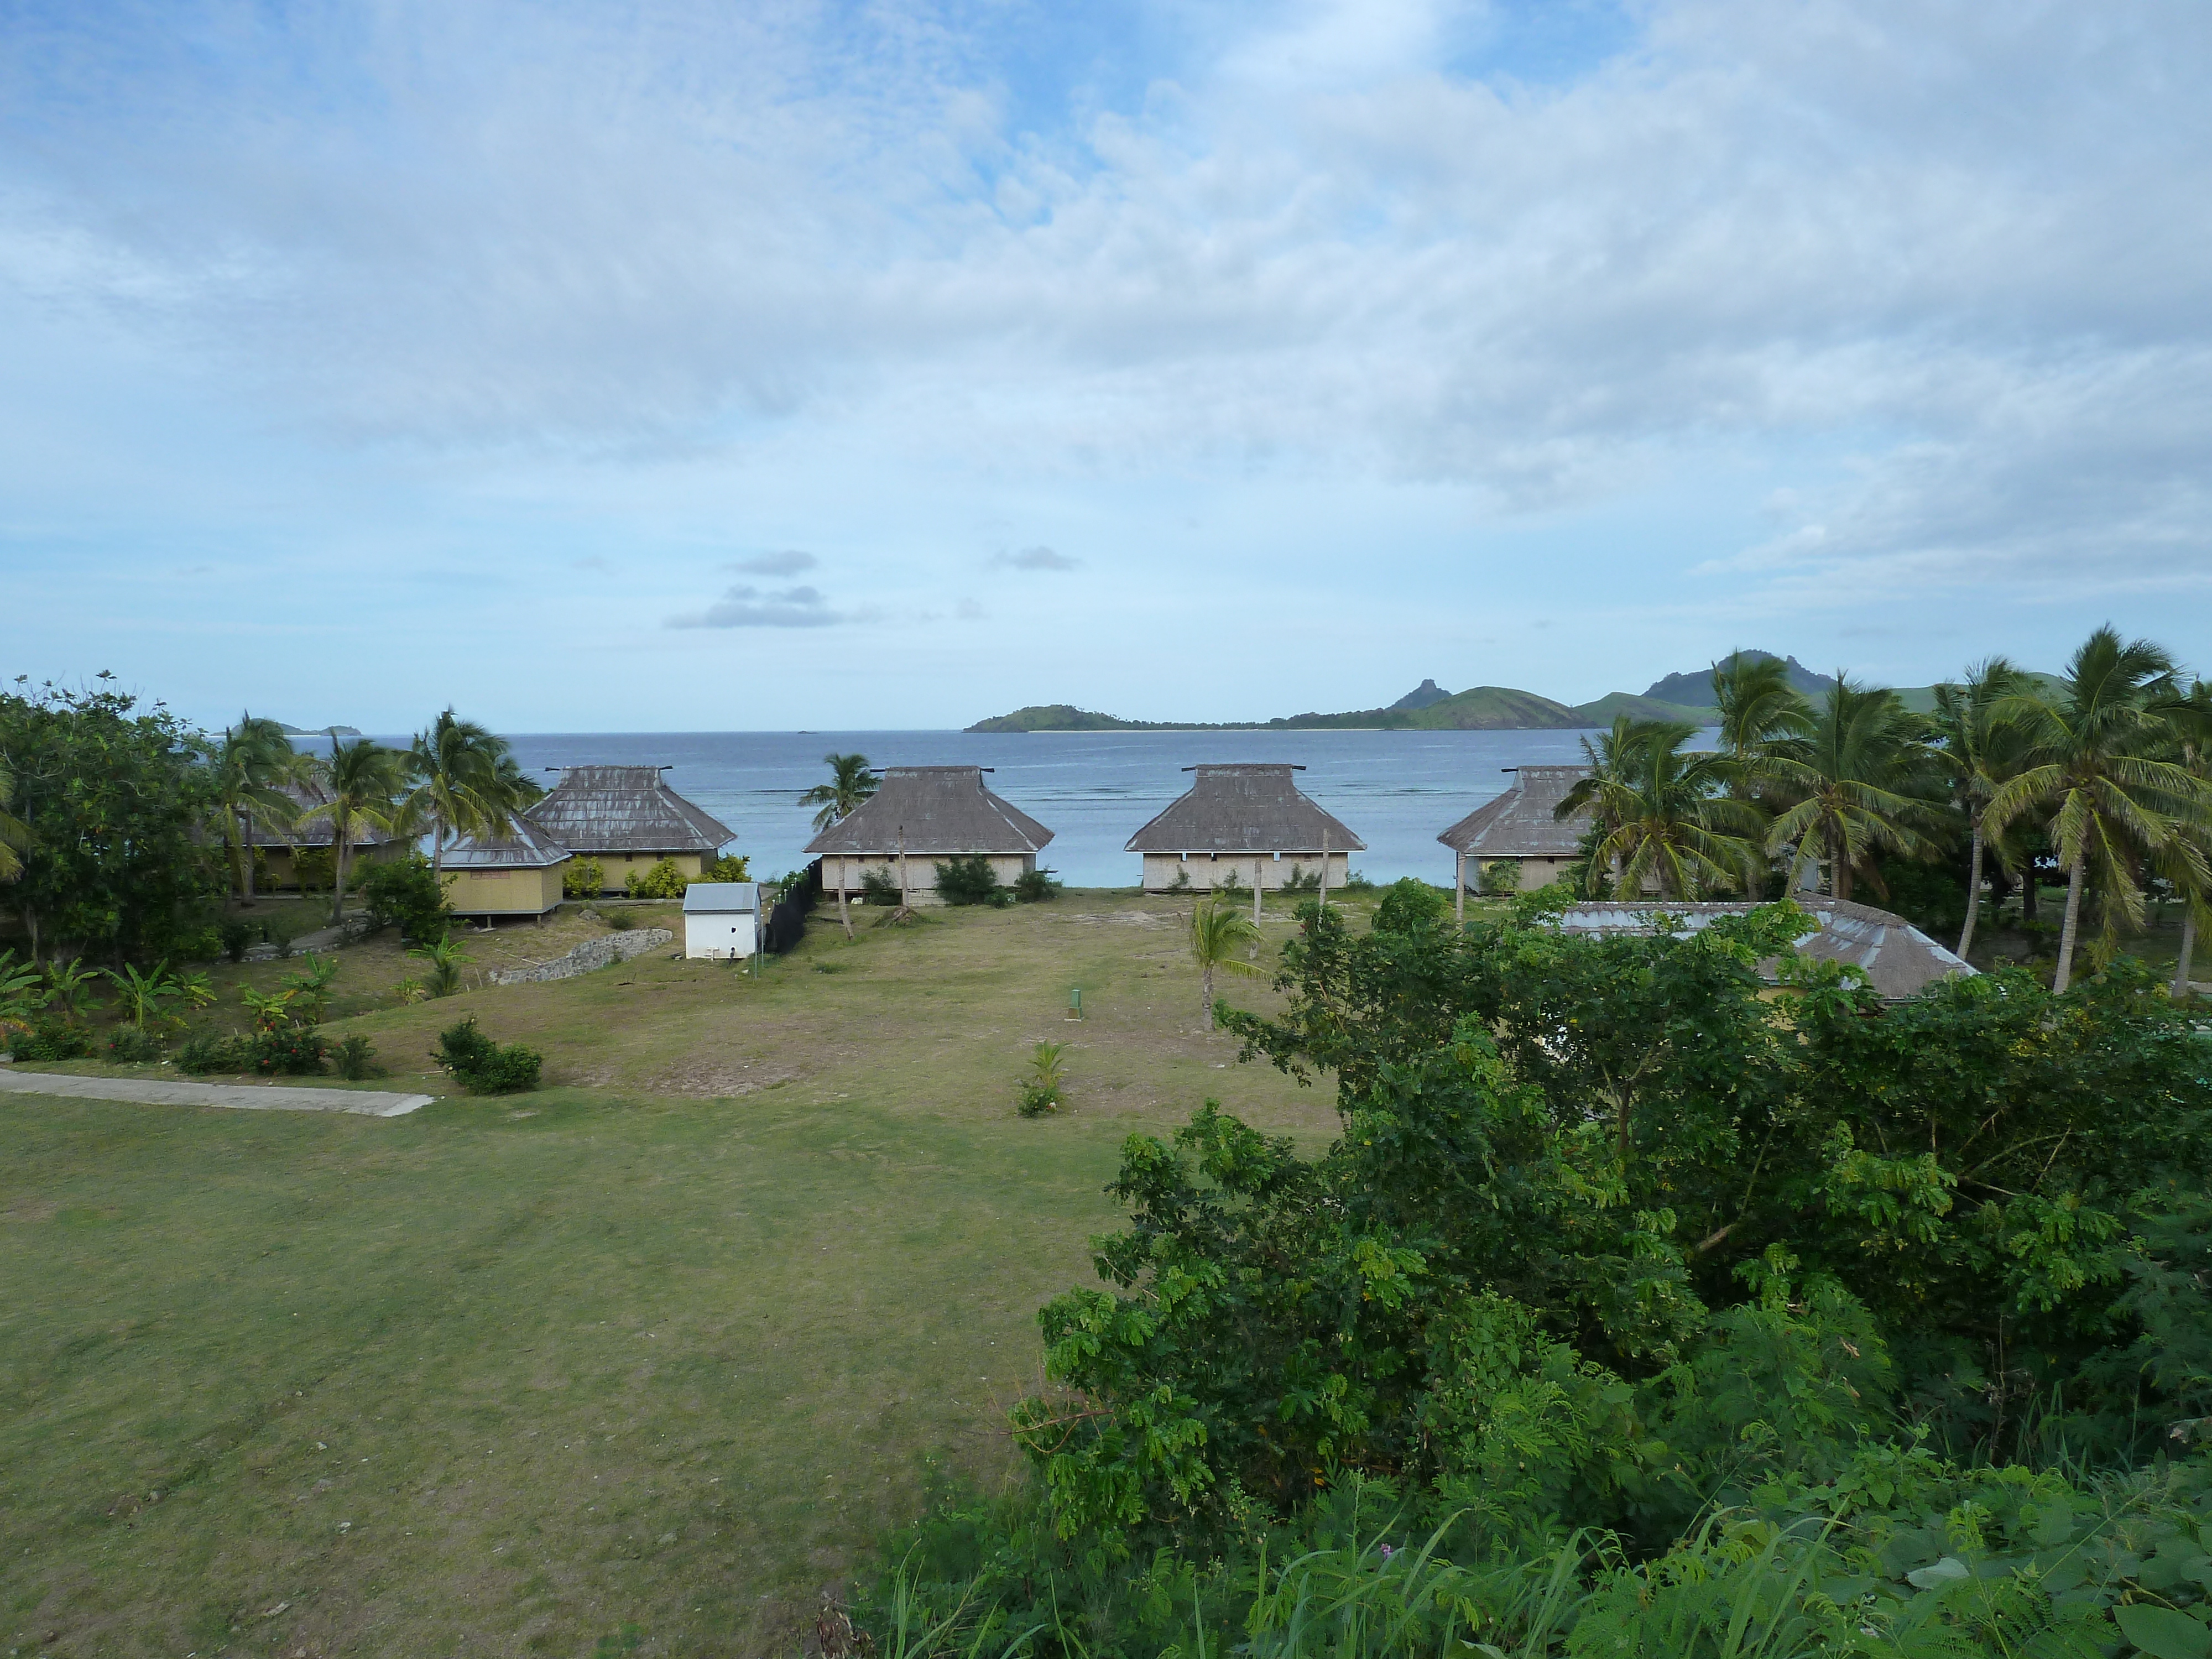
[2054,859,2086,994]
[1958,823,1985,959]
[2174,906,2197,999]
[331,818,351,927]
[1253,859,1262,923]
[241,812,258,906]
[1202,961,1215,1032]
[432,811,447,878]
[836,868,853,941]
[1453,849,1463,925]
[1833,825,1852,902]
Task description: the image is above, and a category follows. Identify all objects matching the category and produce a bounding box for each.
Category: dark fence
[762,859,821,956]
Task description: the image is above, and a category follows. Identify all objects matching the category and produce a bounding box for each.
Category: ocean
[458,727,1624,888]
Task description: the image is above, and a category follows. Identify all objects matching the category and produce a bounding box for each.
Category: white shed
[682,881,760,960]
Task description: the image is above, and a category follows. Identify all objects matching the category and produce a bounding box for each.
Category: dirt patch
[641,1058,803,1099]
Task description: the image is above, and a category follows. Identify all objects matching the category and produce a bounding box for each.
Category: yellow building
[521,765,737,895]
[245,780,405,890]
[440,820,570,919]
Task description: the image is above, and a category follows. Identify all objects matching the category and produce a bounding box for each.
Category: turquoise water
[475,727,1624,888]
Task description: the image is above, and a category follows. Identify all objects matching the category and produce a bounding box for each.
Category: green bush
[216,919,255,962]
[332,1033,382,1081]
[1282,863,1322,894]
[249,1026,326,1076]
[433,1016,542,1094]
[1015,1040,1069,1117]
[358,855,453,943]
[103,1024,165,1063]
[176,1032,249,1074]
[560,857,605,899]
[624,858,688,900]
[13,1019,94,1061]
[701,853,752,884]
[1340,868,1376,891]
[294,848,334,894]
[859,868,903,906]
[936,855,1010,907]
[1479,858,1522,896]
[1013,868,1062,903]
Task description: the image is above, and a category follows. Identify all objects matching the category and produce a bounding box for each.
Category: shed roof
[1551,898,1974,1002]
[1124,764,1365,854]
[244,780,399,851]
[803,766,1055,856]
[440,816,571,870]
[521,765,735,855]
[683,881,759,913]
[1437,766,1593,858]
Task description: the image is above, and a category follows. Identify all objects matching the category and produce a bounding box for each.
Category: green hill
[1569,691,1719,726]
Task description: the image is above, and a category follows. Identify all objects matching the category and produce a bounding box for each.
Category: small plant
[625,858,689,899]
[1166,864,1193,893]
[602,909,636,932]
[1013,868,1062,903]
[280,953,340,1023]
[392,975,429,1005]
[936,855,1010,907]
[1480,859,1522,896]
[433,1016,542,1094]
[249,1025,326,1076]
[409,933,472,998]
[1016,1040,1069,1116]
[332,1033,383,1081]
[40,957,106,1022]
[859,868,904,907]
[240,984,299,1031]
[13,1019,95,1062]
[1282,863,1322,894]
[561,857,606,899]
[1342,868,1376,892]
[217,919,255,962]
[701,853,752,883]
[105,1024,167,1064]
[176,1032,249,1074]
[294,848,335,894]
[1213,867,1248,898]
[103,961,183,1030]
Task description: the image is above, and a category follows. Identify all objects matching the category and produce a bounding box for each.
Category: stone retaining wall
[487,927,673,986]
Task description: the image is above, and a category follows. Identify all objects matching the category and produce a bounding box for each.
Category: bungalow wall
[1140,851,1352,894]
[820,852,1036,903]
[1460,855,1578,894]
[576,849,715,894]
[446,864,566,916]
[258,839,405,891]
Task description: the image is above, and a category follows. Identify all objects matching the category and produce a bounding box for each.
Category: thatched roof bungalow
[441,817,570,918]
[1437,766,1593,897]
[804,766,1054,904]
[521,765,736,895]
[1552,898,1973,1003]
[244,779,405,890]
[1125,764,1363,894]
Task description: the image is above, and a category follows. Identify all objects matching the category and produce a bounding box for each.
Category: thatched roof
[803,766,1054,856]
[1437,766,1593,858]
[243,780,399,851]
[1552,898,1974,1001]
[1124,764,1365,854]
[440,816,571,870]
[523,765,734,855]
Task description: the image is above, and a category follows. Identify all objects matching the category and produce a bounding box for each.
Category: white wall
[684,911,757,959]
[1139,851,1352,893]
[820,852,1036,902]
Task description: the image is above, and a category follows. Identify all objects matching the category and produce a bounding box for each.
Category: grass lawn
[0,891,1354,1656]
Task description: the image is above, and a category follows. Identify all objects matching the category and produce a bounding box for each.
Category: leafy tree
[297,732,405,925]
[800,752,881,830]
[1927,657,2034,958]
[357,853,453,943]
[0,678,219,961]
[1986,627,2208,992]
[1712,650,1812,791]
[1556,717,1765,898]
[1188,896,1262,1031]
[406,709,524,878]
[935,854,1009,906]
[0,757,27,884]
[1764,676,1942,901]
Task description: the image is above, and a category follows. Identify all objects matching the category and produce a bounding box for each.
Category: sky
[3,0,2210,733]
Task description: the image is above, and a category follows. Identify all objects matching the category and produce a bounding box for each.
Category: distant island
[278,723,364,736]
[964,655,1845,734]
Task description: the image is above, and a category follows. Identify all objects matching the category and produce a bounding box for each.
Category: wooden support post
[1455,849,1465,924]
[1253,858,1263,923]
[1319,827,1330,912]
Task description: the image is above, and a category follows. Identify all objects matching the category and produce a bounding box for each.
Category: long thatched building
[804,765,1054,904]
[1125,764,1363,894]
[521,765,736,896]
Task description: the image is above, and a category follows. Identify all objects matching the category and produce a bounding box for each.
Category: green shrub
[358,855,453,943]
[701,853,752,884]
[249,1026,326,1076]
[263,914,298,958]
[625,858,688,900]
[104,1024,166,1063]
[561,857,605,899]
[1213,867,1248,897]
[936,855,1010,907]
[433,1016,542,1094]
[1013,868,1062,903]
[13,1019,95,1062]
[859,868,903,906]
[176,1032,249,1074]
[1282,863,1322,894]
[1340,868,1376,891]
[1373,877,1451,932]
[217,919,255,962]
[601,909,635,932]
[294,848,334,894]
[332,1033,383,1081]
[1479,859,1522,896]
[1015,1040,1068,1116]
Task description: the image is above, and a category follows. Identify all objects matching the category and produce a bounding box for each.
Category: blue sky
[4,1,2210,732]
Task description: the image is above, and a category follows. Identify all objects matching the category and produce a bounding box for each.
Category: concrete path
[0,1067,434,1118]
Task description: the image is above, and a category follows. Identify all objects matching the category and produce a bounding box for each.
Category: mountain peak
[1641,653,1834,707]
[1389,678,1450,712]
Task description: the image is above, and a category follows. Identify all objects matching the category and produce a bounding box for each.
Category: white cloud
[669,584,842,629]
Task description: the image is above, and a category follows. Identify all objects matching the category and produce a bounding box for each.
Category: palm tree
[406,711,523,878]
[1762,678,1942,902]
[802,754,880,940]
[1189,897,1264,1032]
[298,733,405,926]
[211,714,300,906]
[1712,652,1812,792]
[1985,628,2209,993]
[1556,717,1766,899]
[801,754,880,830]
[1928,658,2034,960]
[2155,680,2212,997]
